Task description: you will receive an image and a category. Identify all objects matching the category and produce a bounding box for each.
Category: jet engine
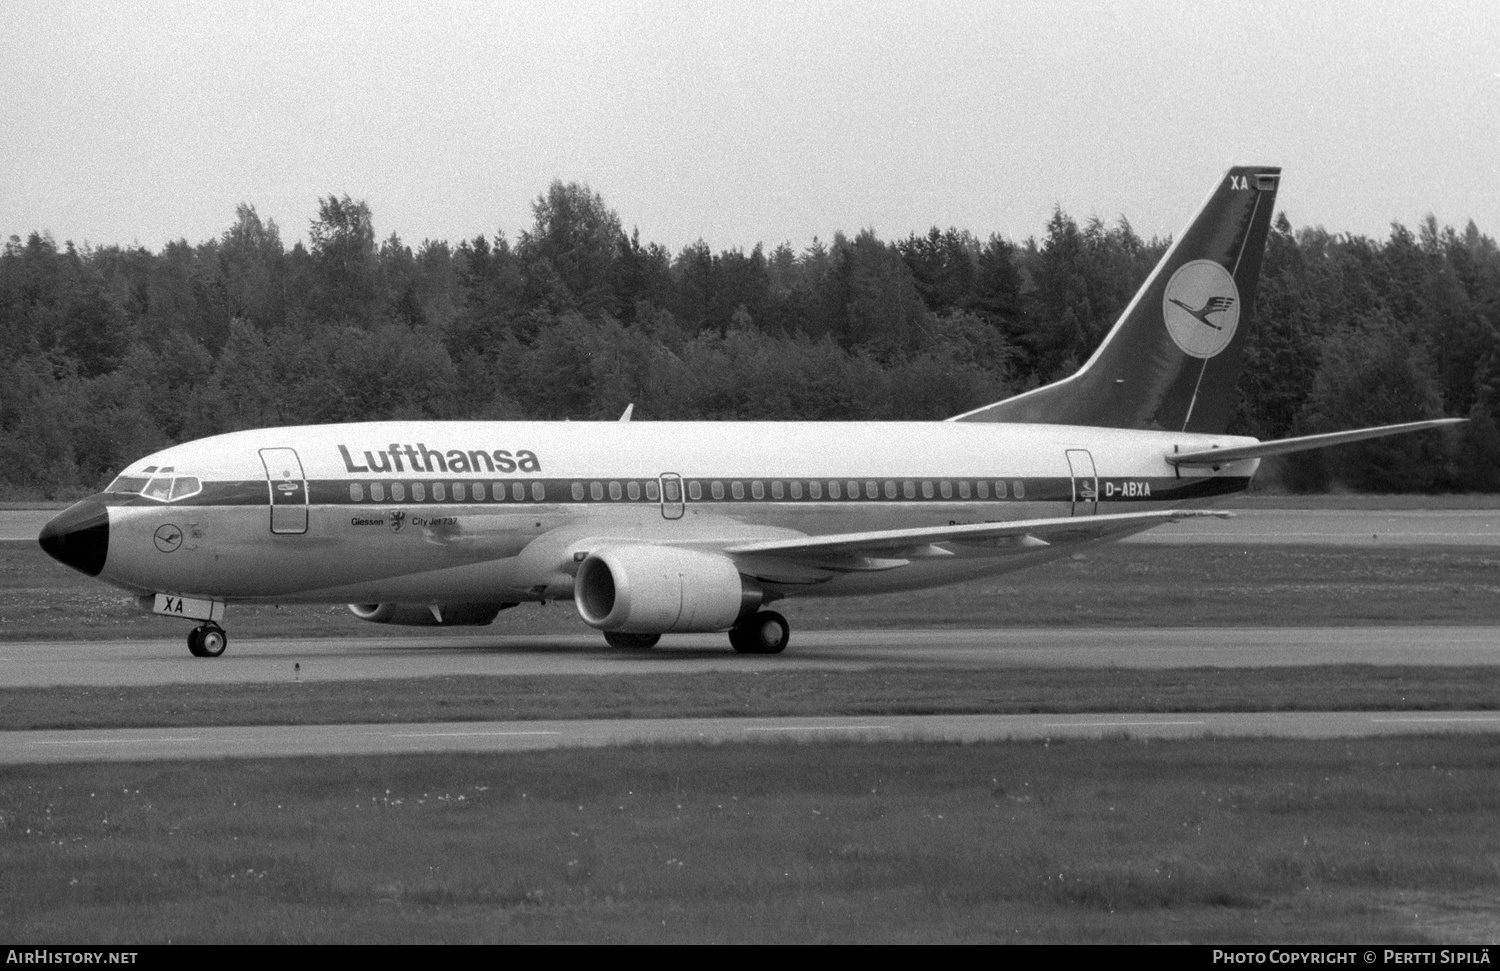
[574,546,761,633]
[347,602,514,626]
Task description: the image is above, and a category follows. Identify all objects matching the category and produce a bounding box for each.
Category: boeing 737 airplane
[38,167,1459,657]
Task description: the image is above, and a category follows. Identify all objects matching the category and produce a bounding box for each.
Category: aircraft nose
[38,498,110,577]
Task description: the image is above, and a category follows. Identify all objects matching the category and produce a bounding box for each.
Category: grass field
[4,737,1498,943]
[6,666,1500,732]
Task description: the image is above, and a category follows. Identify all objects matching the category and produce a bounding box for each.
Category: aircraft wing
[723,508,1229,563]
[1167,418,1464,466]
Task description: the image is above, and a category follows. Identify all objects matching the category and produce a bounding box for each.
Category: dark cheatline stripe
[98,475,1251,509]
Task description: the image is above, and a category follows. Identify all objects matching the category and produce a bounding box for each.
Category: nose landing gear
[188,624,228,658]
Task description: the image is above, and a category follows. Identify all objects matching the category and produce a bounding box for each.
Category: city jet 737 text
[40,167,1460,657]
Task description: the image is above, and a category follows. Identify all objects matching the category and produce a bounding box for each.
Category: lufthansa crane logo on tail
[1163,259,1240,358]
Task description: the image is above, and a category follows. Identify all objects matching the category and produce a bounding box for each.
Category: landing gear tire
[729,610,790,655]
[188,624,227,658]
[605,631,661,650]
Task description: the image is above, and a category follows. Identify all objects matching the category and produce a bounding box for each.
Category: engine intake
[347,602,514,626]
[575,546,760,633]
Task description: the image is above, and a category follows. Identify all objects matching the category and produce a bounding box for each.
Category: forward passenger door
[260,447,309,534]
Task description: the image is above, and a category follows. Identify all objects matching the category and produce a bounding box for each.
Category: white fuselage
[90,419,1258,606]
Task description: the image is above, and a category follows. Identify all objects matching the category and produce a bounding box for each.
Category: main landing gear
[187,623,228,658]
[599,610,792,655]
[605,631,662,649]
[729,610,790,655]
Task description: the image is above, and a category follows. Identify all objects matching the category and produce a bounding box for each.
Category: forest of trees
[3,181,1499,499]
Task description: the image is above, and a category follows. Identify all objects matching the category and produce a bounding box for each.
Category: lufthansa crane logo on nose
[1163,259,1240,358]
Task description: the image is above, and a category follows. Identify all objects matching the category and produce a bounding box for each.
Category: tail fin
[950,165,1281,433]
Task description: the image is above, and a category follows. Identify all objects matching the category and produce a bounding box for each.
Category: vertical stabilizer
[950,166,1280,433]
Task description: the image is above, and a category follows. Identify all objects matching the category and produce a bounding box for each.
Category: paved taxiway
[5,711,1500,765]
[8,507,1500,761]
[1128,508,1500,545]
[5,626,1500,687]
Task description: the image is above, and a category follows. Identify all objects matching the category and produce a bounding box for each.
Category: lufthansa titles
[338,444,541,475]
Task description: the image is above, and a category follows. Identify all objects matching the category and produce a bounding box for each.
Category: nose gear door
[260,447,309,534]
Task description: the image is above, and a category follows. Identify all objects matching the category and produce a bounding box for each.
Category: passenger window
[472,483,486,501]
[751,481,764,500]
[571,482,584,501]
[898,481,910,500]
[731,481,744,500]
[433,482,446,502]
[590,482,604,501]
[371,483,385,502]
[995,480,1008,498]
[959,481,971,499]
[413,482,426,502]
[976,481,989,499]
[647,481,661,501]
[711,481,724,500]
[453,483,466,501]
[349,483,364,502]
[870,480,882,499]
[847,481,859,498]
[790,481,803,499]
[392,483,406,501]
[627,481,641,500]
[1014,480,1025,499]
[493,481,506,500]
[809,481,822,499]
[531,482,545,501]
[609,481,622,500]
[771,481,784,500]
[922,481,934,499]
[687,481,701,500]
[940,480,952,499]
[828,481,841,499]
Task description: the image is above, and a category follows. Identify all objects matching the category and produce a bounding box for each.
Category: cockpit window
[106,471,202,503]
[143,477,173,501]
[168,476,202,501]
[106,476,150,494]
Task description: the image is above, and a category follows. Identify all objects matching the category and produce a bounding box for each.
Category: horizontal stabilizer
[725,509,1230,560]
[1167,418,1465,466]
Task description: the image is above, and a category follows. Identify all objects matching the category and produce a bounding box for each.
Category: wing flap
[723,509,1229,560]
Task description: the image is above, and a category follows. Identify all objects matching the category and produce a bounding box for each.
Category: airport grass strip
[2,736,1494,943]
[6,665,1500,731]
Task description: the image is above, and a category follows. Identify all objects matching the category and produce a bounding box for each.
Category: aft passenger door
[1065,449,1098,516]
[259,447,309,534]
[659,473,684,520]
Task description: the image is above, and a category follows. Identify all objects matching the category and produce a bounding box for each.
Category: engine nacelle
[574,546,760,633]
[347,602,513,627]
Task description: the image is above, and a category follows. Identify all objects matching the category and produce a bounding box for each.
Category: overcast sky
[3,1,1497,256]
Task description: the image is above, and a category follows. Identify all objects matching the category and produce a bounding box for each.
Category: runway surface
[9,506,1500,763]
[5,626,1500,687]
[1126,508,1500,545]
[5,710,1500,764]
